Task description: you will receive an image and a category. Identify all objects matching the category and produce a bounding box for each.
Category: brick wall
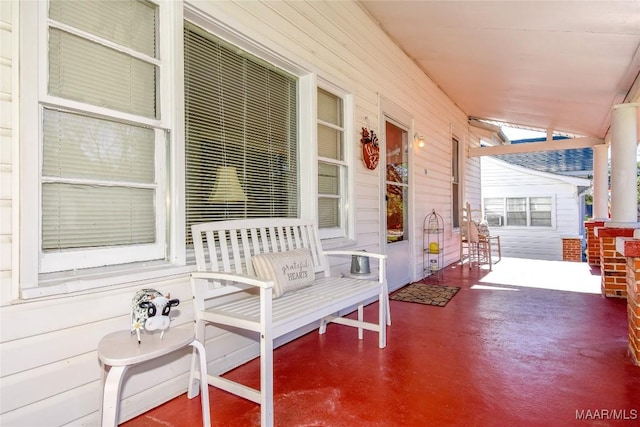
[596,227,635,298]
[562,237,582,262]
[626,256,640,365]
[600,236,628,297]
[617,236,640,366]
[585,220,605,266]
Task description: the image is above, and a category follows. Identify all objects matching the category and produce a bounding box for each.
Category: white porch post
[592,143,610,220]
[609,103,639,226]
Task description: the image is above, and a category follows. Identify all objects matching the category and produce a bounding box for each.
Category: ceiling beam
[468,137,605,157]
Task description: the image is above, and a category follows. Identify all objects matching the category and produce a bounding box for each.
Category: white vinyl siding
[481,156,589,260]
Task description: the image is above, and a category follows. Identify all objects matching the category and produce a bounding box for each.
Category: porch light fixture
[414,132,425,148]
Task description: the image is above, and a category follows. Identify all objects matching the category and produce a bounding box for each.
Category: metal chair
[460,202,498,270]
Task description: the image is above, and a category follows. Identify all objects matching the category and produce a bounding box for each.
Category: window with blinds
[529,197,552,226]
[483,197,505,227]
[483,197,553,227]
[40,0,166,273]
[317,88,346,238]
[184,24,299,244]
[506,197,527,226]
[452,137,461,228]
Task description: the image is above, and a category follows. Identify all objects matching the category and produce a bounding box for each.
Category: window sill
[22,260,196,300]
[21,239,361,300]
[320,236,358,251]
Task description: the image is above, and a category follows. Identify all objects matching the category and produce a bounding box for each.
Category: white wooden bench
[186,218,389,427]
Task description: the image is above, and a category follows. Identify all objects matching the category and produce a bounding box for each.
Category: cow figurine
[130,288,180,344]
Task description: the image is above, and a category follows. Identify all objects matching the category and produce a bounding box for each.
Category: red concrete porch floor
[123,258,640,427]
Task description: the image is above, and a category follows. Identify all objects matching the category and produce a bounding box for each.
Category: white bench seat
[200,276,383,337]
[186,218,388,427]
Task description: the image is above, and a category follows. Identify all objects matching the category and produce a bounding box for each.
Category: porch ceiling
[359,0,640,140]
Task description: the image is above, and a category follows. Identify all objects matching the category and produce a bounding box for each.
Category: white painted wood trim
[469,137,605,157]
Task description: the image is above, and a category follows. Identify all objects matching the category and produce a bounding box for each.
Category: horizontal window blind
[318,162,339,229]
[49,0,157,57]
[506,197,527,226]
[49,28,157,119]
[43,109,155,183]
[530,197,552,226]
[41,109,156,250]
[184,24,298,243]
[42,183,155,250]
[317,88,344,231]
[318,88,343,129]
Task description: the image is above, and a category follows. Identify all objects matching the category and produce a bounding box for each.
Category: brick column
[561,237,582,262]
[616,236,640,366]
[595,227,635,298]
[585,220,605,266]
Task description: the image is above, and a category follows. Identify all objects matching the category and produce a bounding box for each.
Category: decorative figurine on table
[130,288,180,344]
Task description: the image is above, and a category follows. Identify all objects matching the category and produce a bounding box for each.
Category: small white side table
[98,328,210,427]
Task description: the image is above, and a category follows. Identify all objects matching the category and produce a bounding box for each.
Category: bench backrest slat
[192,219,330,281]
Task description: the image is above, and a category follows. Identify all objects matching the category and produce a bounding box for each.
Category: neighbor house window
[183,24,298,244]
[529,197,553,226]
[506,198,527,226]
[483,197,553,227]
[483,198,505,227]
[317,87,348,239]
[23,0,168,276]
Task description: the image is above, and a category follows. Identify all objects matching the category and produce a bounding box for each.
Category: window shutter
[184,25,298,243]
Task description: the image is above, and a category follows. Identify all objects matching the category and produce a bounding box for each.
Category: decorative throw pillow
[251,248,314,298]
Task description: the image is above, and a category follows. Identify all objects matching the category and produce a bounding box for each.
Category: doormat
[390,283,460,307]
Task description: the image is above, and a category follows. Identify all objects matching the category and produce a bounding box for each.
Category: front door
[384,118,411,289]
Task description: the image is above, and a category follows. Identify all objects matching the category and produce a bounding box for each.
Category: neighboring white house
[480,156,591,261]
[0,1,482,425]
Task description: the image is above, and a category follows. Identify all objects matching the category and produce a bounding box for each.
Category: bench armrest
[190,271,274,289]
[322,250,387,260]
[323,250,387,282]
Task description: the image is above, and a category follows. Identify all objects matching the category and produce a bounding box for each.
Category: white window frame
[19,0,180,294]
[451,136,462,229]
[17,2,353,297]
[316,80,354,240]
[482,196,555,228]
